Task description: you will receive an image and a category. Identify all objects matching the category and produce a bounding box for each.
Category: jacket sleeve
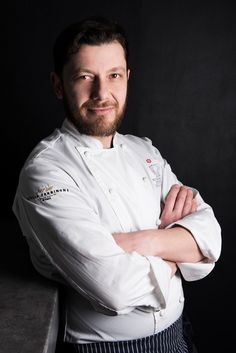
[13,159,172,315]
[160,156,222,281]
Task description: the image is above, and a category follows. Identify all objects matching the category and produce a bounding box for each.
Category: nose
[91,77,110,101]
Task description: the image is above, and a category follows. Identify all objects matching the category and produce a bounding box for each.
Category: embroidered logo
[146,159,152,163]
[27,184,69,202]
[145,160,162,187]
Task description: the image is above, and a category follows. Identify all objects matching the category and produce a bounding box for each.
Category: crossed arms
[113,184,203,276]
[14,156,222,313]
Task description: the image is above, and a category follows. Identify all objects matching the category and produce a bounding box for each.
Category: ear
[127,69,130,80]
[50,72,63,99]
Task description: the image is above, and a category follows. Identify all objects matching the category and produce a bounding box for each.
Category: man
[13,16,221,353]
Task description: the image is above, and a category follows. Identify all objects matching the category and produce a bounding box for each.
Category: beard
[62,95,127,137]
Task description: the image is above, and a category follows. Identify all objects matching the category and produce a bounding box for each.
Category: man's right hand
[159,184,197,229]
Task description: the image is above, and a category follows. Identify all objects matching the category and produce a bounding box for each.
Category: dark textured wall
[2,1,235,352]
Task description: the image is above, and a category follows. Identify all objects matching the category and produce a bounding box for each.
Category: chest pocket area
[144,159,162,189]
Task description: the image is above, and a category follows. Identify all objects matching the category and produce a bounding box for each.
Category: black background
[2,1,235,352]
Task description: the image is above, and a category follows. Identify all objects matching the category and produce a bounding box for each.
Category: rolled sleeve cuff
[178,261,215,281]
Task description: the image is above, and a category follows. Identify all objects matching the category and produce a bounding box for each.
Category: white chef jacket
[12,119,221,343]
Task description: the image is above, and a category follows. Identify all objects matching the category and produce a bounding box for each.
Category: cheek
[112,81,127,98]
[62,79,90,112]
[117,86,128,104]
[67,87,88,108]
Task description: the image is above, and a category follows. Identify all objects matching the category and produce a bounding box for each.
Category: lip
[88,107,115,116]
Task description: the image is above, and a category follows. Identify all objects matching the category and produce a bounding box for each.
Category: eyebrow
[72,66,127,76]
[107,66,127,73]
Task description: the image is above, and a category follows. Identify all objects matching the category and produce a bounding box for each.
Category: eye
[110,73,121,79]
[79,75,93,80]
[72,75,91,82]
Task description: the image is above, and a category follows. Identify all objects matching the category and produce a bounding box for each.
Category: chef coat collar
[61,118,120,150]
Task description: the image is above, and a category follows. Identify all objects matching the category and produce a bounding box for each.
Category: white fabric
[13,119,221,343]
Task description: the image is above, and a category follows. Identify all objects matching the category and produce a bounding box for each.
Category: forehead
[65,42,127,73]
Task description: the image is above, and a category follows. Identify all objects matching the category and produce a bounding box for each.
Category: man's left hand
[159,185,197,229]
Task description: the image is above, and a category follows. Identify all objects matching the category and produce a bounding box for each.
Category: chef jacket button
[179,296,185,303]
[109,188,114,194]
[120,143,124,148]
[142,176,147,182]
[84,151,89,157]
[159,310,164,317]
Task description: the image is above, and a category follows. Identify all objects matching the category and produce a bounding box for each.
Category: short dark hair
[53,16,129,77]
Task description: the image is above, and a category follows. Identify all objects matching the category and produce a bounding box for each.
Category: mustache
[83,101,118,109]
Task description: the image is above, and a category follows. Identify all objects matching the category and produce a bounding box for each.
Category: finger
[190,198,197,213]
[173,186,188,216]
[182,188,194,217]
[163,184,181,214]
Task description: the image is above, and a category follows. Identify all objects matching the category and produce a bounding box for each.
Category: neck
[95,135,114,149]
